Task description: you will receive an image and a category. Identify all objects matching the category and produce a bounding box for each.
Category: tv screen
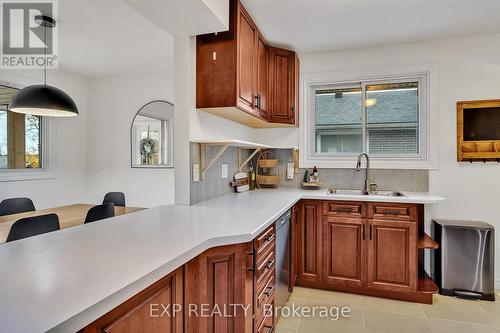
[463,107,500,141]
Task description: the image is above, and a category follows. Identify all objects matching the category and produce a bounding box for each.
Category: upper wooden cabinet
[237,5,258,116]
[268,47,299,125]
[196,0,298,128]
[256,32,269,117]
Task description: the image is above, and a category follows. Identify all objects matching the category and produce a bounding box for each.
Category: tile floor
[275,287,500,333]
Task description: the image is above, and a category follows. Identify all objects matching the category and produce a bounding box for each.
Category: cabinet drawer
[256,270,275,316]
[323,201,365,218]
[256,249,276,287]
[255,225,276,256]
[368,203,416,221]
[255,296,274,333]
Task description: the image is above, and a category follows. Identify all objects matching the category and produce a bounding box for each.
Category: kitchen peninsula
[0,189,443,333]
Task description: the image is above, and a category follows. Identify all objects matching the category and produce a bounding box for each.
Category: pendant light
[8,15,79,117]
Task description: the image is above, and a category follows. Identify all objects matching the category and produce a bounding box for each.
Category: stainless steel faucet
[355,153,370,195]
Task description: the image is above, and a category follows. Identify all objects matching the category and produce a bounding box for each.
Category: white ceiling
[57,0,173,77]
[241,0,500,53]
[56,0,500,77]
[123,0,229,37]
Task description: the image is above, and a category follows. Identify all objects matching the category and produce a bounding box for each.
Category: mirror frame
[130,100,174,169]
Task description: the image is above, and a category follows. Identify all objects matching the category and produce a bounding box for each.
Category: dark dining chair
[102,192,125,207]
[0,198,36,216]
[6,213,60,242]
[84,203,115,224]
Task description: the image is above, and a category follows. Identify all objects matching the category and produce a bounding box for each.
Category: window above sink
[300,64,438,169]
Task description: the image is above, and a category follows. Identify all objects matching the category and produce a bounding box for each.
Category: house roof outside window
[315,88,418,129]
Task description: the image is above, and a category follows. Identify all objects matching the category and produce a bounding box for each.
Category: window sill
[0,170,56,182]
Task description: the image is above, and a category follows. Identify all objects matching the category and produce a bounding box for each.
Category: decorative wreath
[139,137,157,161]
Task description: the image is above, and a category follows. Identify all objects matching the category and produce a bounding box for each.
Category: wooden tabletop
[0,204,143,244]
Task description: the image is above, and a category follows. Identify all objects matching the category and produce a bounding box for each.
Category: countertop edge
[48,199,301,333]
[39,191,443,333]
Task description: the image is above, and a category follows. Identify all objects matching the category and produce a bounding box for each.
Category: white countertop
[0,189,444,333]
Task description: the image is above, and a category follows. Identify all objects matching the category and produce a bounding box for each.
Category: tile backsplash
[190,143,428,204]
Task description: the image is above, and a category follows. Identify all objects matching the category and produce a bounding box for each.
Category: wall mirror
[131,100,174,168]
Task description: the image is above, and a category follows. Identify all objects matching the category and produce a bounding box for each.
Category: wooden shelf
[193,140,299,179]
[192,139,271,149]
[418,271,438,294]
[418,233,439,249]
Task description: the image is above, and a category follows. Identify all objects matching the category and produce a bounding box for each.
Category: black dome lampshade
[8,84,79,117]
[8,15,79,117]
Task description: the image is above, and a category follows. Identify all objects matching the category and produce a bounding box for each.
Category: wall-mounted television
[457,99,500,162]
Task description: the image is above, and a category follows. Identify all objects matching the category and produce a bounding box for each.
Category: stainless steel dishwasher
[275,209,291,314]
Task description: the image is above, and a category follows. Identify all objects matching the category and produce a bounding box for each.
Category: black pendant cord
[44,24,47,86]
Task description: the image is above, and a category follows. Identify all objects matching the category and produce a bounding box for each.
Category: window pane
[0,85,43,169]
[25,115,41,168]
[0,111,6,168]
[366,82,419,155]
[135,116,162,165]
[315,86,363,154]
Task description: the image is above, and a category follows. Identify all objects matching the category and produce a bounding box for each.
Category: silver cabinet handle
[265,259,275,270]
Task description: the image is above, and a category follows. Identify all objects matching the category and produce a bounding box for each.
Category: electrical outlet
[192,163,200,182]
[221,164,228,179]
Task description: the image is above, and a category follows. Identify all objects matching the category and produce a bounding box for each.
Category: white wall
[262,33,500,281]
[0,69,88,209]
[86,71,175,208]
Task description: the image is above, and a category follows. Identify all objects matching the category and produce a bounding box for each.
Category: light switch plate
[221,164,228,179]
[192,163,200,182]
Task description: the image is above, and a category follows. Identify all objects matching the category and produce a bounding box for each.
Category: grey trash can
[432,219,495,301]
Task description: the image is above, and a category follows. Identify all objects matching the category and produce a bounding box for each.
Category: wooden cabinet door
[237,6,257,114]
[367,219,417,293]
[296,201,322,283]
[323,217,366,287]
[83,269,183,333]
[268,47,298,125]
[256,32,269,118]
[185,243,254,333]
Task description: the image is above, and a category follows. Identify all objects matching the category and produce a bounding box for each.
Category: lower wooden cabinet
[81,199,430,333]
[323,217,366,287]
[253,224,276,333]
[82,233,275,333]
[184,243,254,333]
[82,268,183,333]
[367,219,417,293]
[296,200,322,284]
[294,200,430,304]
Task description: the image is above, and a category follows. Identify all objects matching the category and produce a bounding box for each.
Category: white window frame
[0,75,56,182]
[300,64,438,169]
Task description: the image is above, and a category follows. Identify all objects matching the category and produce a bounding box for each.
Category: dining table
[0,204,143,244]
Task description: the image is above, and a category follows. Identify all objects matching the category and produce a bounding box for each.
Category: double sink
[326,153,406,198]
[327,188,406,197]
